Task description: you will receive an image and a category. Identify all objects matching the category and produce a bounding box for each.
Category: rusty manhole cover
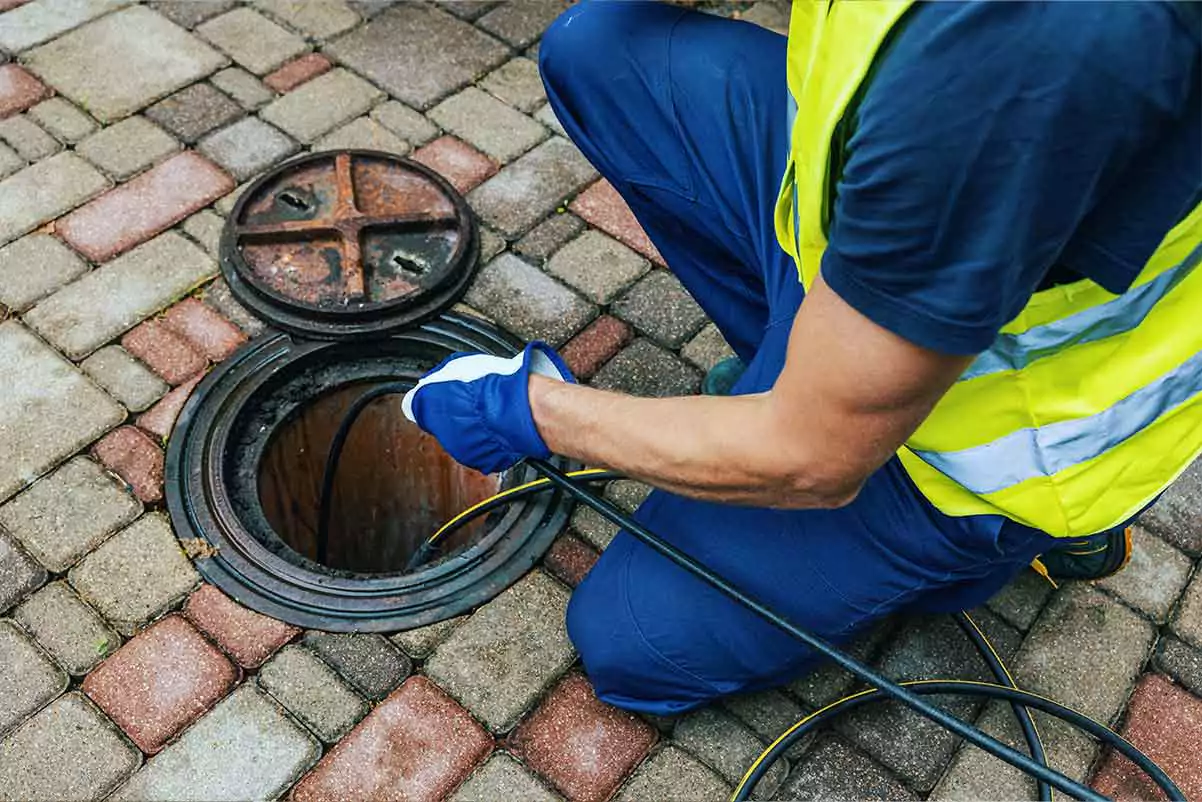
[219,150,479,340]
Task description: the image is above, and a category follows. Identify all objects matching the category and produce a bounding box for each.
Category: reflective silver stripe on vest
[916,346,1202,495]
[962,242,1202,382]
[787,94,802,260]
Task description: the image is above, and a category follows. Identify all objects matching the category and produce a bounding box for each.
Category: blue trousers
[539,2,1059,715]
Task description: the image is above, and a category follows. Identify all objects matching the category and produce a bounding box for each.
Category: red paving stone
[122,319,208,385]
[82,615,240,754]
[0,64,48,119]
[0,0,31,12]
[544,533,599,588]
[137,372,203,441]
[569,179,664,266]
[162,298,247,361]
[507,672,657,802]
[413,135,499,194]
[184,584,300,669]
[92,426,165,504]
[57,152,234,262]
[559,315,633,380]
[263,53,333,94]
[291,676,493,802]
[1092,673,1202,801]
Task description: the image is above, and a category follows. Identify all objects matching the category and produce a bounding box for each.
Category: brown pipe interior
[257,383,501,573]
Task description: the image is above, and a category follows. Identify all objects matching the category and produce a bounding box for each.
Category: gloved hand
[402,341,574,474]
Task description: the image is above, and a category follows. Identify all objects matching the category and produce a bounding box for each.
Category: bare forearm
[528,376,858,507]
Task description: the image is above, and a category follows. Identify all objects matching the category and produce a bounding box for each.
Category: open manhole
[166,152,574,632]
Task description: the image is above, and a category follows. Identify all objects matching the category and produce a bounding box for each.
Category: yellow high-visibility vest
[775,0,1202,537]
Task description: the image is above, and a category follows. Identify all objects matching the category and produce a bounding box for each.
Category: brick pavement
[0,2,1198,800]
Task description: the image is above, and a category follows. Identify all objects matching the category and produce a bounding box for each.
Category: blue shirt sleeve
[821,1,1200,355]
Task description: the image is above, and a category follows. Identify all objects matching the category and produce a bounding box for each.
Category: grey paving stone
[480,56,546,113]
[153,0,237,29]
[836,611,1021,793]
[199,116,296,181]
[0,456,141,572]
[547,229,650,305]
[721,689,808,759]
[425,570,574,731]
[197,6,308,75]
[81,345,169,412]
[930,700,1097,801]
[436,1,497,21]
[613,270,708,348]
[477,0,568,49]
[110,685,320,802]
[672,707,787,798]
[0,232,88,312]
[145,83,243,144]
[465,252,596,347]
[209,66,273,110]
[0,529,45,614]
[985,567,1055,632]
[327,3,508,109]
[27,97,97,143]
[182,209,224,257]
[251,0,360,39]
[0,692,141,802]
[25,232,217,360]
[370,100,440,147]
[0,620,66,737]
[259,67,383,143]
[0,142,22,180]
[302,631,411,700]
[24,5,227,123]
[1096,525,1191,621]
[452,752,560,802]
[429,86,547,164]
[0,152,109,246]
[201,277,267,336]
[257,644,368,743]
[1155,636,1202,697]
[0,0,127,52]
[1173,571,1202,649]
[1138,458,1202,555]
[936,584,1156,800]
[68,513,200,635]
[785,620,895,709]
[591,338,701,397]
[14,581,120,676]
[479,226,506,263]
[616,745,730,802]
[389,615,464,660]
[570,505,620,551]
[777,735,916,802]
[313,116,409,157]
[534,102,566,137]
[0,114,62,160]
[76,116,180,181]
[604,479,653,513]
[0,323,124,503]
[468,137,598,237]
[682,323,737,373]
[515,212,584,263]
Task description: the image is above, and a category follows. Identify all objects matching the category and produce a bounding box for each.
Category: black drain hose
[315,382,410,565]
[318,387,1182,801]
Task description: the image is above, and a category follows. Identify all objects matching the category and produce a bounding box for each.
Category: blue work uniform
[539,1,1201,714]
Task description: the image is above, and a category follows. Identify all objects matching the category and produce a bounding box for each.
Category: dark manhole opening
[167,151,575,633]
[257,380,500,574]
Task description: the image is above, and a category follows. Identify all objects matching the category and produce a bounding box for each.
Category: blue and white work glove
[402,342,575,474]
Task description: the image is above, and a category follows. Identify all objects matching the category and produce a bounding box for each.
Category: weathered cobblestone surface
[0,4,1196,800]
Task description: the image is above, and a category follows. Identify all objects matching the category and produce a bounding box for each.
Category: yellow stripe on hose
[424,468,614,548]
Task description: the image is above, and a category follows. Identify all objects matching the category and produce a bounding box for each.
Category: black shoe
[1036,527,1133,583]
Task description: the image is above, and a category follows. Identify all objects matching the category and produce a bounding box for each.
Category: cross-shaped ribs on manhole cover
[232,152,468,309]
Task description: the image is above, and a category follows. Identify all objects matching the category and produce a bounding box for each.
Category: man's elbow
[774,464,865,510]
